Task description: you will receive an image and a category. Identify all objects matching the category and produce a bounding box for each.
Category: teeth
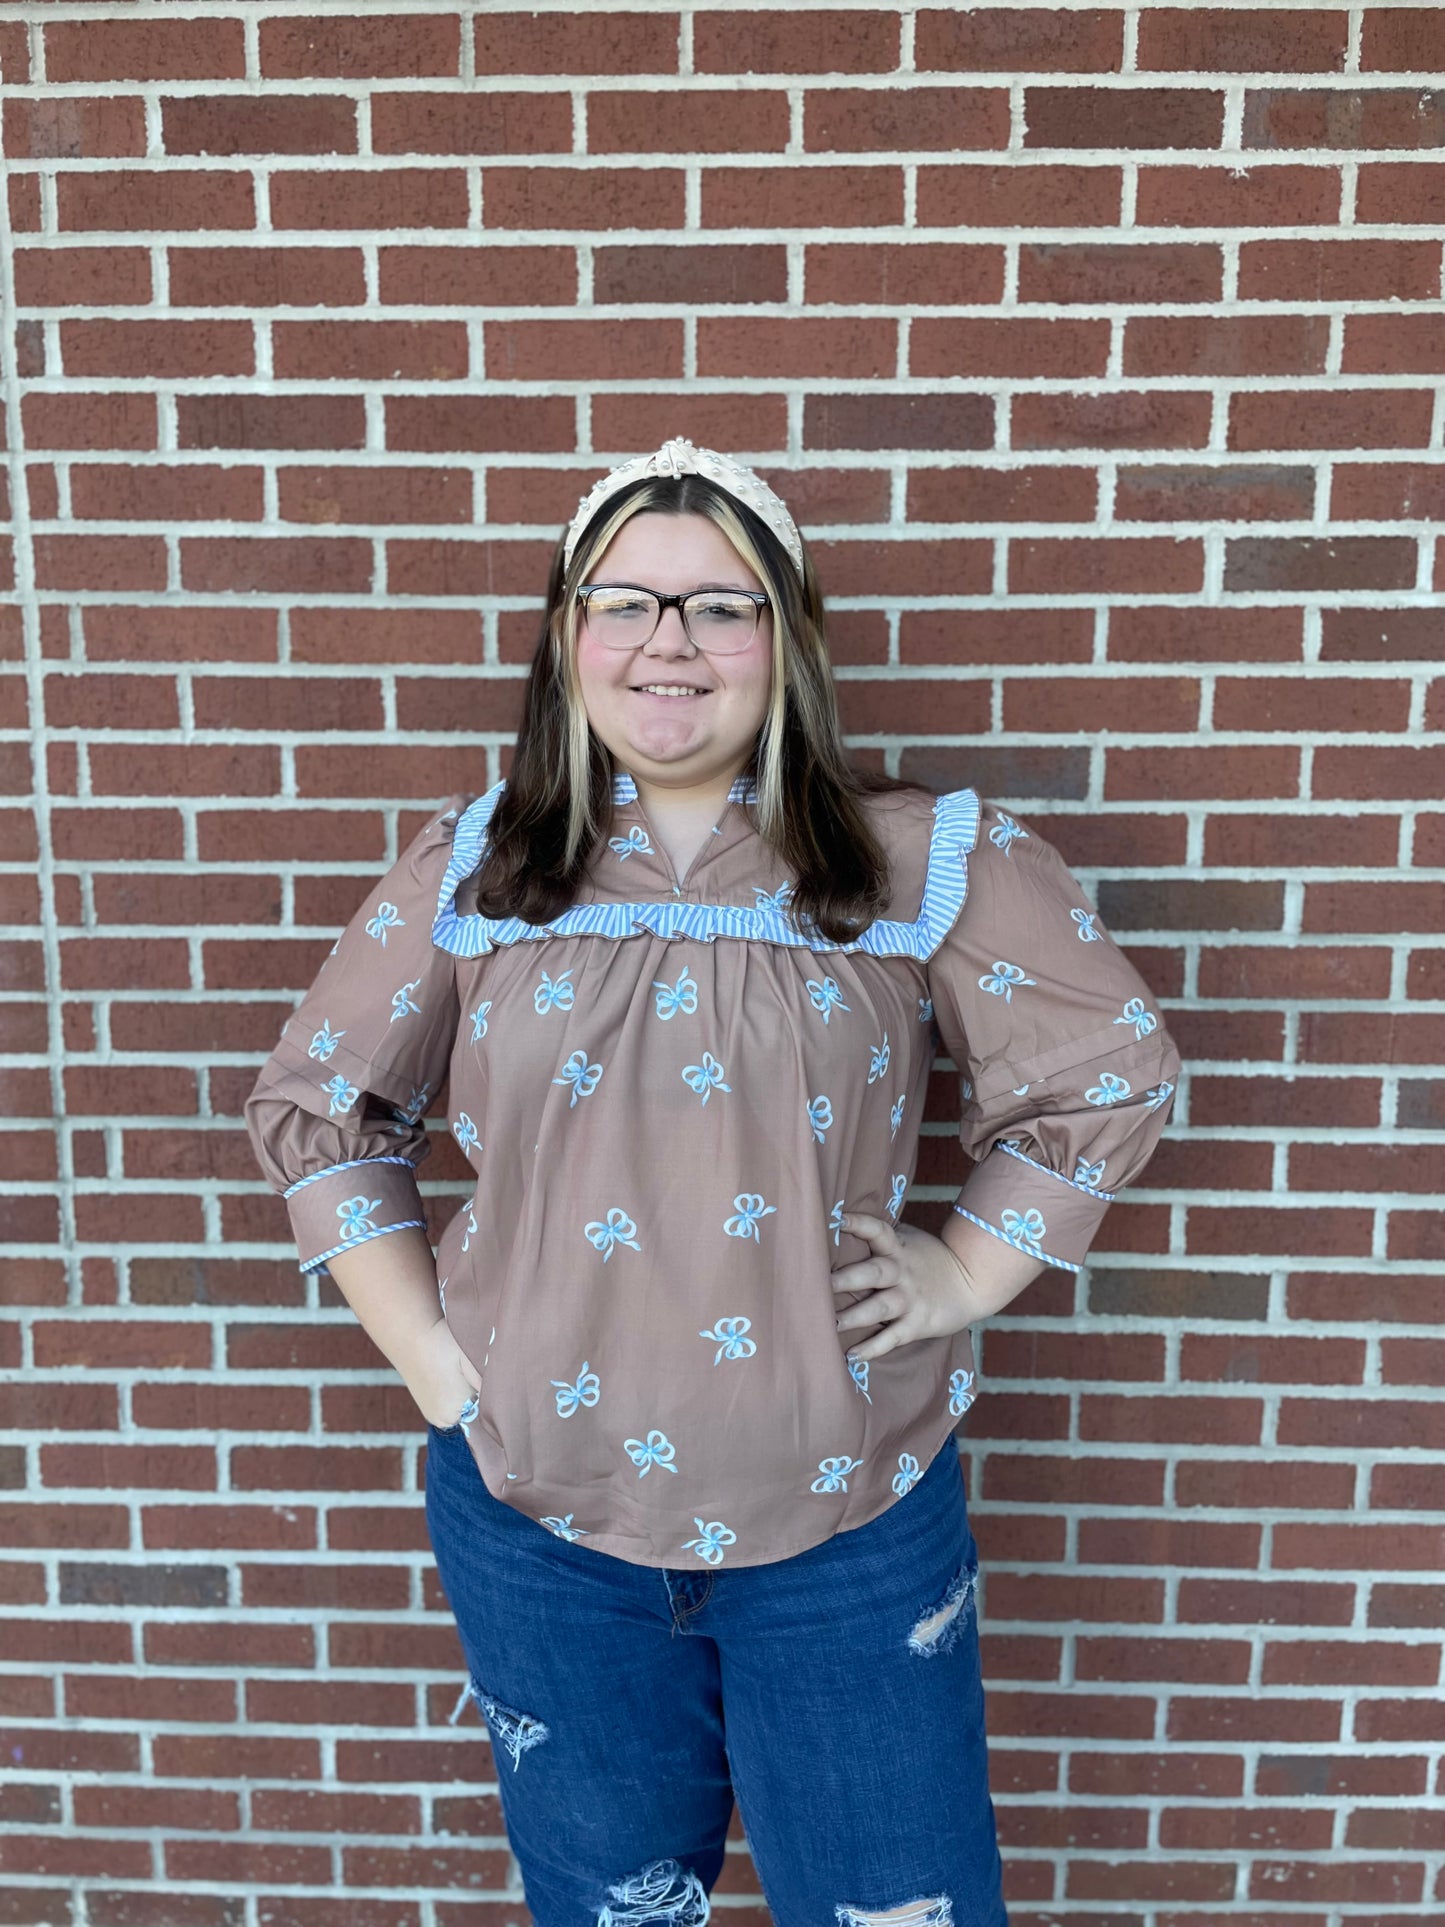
[637,685,705,697]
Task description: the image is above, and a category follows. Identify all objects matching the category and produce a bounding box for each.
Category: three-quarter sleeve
[924,801,1181,1274]
[243,794,471,1276]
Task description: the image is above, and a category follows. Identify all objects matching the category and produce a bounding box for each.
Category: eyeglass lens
[583,588,761,653]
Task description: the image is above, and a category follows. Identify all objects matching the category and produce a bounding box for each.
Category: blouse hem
[299,1218,429,1277]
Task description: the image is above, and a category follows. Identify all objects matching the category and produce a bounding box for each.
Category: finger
[841,1210,895,1247]
[836,1287,902,1333]
[845,1314,914,1364]
[831,1261,891,1294]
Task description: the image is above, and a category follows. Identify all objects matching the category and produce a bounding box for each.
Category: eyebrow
[587,578,758,592]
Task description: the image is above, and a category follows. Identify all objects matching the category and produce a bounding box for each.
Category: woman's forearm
[939,1209,1046,1319]
[324,1225,448,1379]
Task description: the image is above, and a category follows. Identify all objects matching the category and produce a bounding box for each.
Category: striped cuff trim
[284,1155,416,1200]
[996,1141,1117,1203]
[299,1219,428,1276]
[950,1204,1082,1276]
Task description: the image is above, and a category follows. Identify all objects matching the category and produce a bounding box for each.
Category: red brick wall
[3,6,1443,1922]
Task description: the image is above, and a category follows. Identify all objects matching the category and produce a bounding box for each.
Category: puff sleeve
[924,800,1181,1274]
[243,795,471,1277]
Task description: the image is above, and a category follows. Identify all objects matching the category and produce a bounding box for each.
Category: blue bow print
[724,1193,777,1242]
[554,1049,604,1107]
[541,1514,586,1542]
[682,1518,737,1567]
[989,812,1028,855]
[452,1112,480,1153]
[608,824,652,860]
[321,1074,358,1116]
[460,1200,478,1253]
[624,1430,678,1477]
[1074,1156,1107,1190]
[810,1454,864,1494]
[534,967,575,1015]
[1001,1207,1046,1254]
[390,978,421,1024]
[469,1001,492,1043]
[652,964,698,1019]
[978,961,1036,1002]
[1086,1073,1132,1107]
[868,1033,890,1083]
[1115,997,1157,1040]
[1145,1080,1174,1114]
[699,1316,756,1366]
[807,1094,833,1144]
[398,1081,431,1126]
[918,995,934,1024]
[364,900,403,944]
[584,1207,641,1261]
[550,1363,601,1418]
[1071,907,1102,942]
[887,1174,907,1221]
[890,1096,905,1140]
[753,881,793,914]
[948,1368,976,1418]
[807,976,851,1024]
[892,1453,921,1497]
[308,1020,343,1062]
[336,1195,382,1242]
[682,1052,731,1105]
[829,1199,846,1247]
[848,1354,872,1404]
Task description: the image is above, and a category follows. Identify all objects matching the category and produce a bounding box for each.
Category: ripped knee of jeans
[598,1856,710,1926]
[467,1679,549,1771]
[837,1899,954,1927]
[907,1562,977,1658]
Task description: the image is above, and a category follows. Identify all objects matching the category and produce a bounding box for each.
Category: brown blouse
[245,770,1180,1570]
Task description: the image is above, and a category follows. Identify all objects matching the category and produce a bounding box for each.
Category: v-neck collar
[608,766,760,896]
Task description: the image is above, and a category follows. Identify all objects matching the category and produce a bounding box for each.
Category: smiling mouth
[632,683,710,697]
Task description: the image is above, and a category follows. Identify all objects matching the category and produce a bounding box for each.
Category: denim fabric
[424,1420,1010,1927]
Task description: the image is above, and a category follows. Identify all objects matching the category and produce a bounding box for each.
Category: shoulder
[854,783,981,924]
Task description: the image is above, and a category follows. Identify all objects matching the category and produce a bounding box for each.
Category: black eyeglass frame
[576,582,772,652]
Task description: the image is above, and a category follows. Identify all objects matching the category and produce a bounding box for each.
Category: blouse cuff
[951,1142,1112,1275]
[282,1156,428,1277]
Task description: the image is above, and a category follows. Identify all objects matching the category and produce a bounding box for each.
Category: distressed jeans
[424,1421,1010,1927]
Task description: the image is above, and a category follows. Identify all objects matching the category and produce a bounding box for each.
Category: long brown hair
[471,471,918,943]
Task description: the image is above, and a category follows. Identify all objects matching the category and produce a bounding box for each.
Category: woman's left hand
[832,1211,981,1364]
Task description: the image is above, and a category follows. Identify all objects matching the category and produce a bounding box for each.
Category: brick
[251,1788,421,1836]
[45,17,245,82]
[1017,391,1209,450]
[169,244,364,308]
[1299,1016,1445,1069]
[178,392,366,452]
[1303,882,1445,934]
[1334,458,1445,520]
[270,169,468,232]
[62,319,253,381]
[805,84,1008,152]
[916,163,1120,229]
[1225,531,1418,589]
[693,10,899,72]
[181,536,372,595]
[1069,1749,1243,1797]
[1174,1455,1356,1510]
[65,1673,236,1724]
[702,166,902,229]
[917,8,1123,73]
[591,88,788,155]
[385,393,574,454]
[1203,811,1397,868]
[1105,745,1299,801]
[1241,238,1441,304]
[58,170,254,234]
[1125,312,1330,377]
[1021,241,1221,304]
[241,1561,410,1611]
[13,246,151,308]
[1025,84,1224,149]
[260,14,460,78]
[143,1504,317,1552]
[700,317,896,381]
[146,1620,314,1668]
[1232,389,1432,458]
[377,88,571,154]
[906,465,1098,525]
[44,673,180,731]
[1214,675,1409,733]
[84,605,277,664]
[1003,675,1199,734]
[385,537,551,598]
[486,165,684,231]
[1136,161,1341,226]
[917,319,1109,379]
[1137,9,1347,73]
[152,1733,319,1781]
[1320,607,1442,661]
[89,742,278,798]
[4,97,146,162]
[69,465,264,525]
[276,318,468,382]
[477,11,677,74]
[1115,461,1314,522]
[1364,10,1445,69]
[193,673,383,733]
[487,317,682,381]
[1244,86,1445,151]
[0,1500,128,1549]
[163,95,357,156]
[1109,603,1303,661]
[23,391,156,450]
[73,1786,239,1834]
[33,535,166,593]
[378,243,575,307]
[806,392,993,451]
[1012,535,1202,594]
[247,1678,414,1726]
[1355,164,1445,230]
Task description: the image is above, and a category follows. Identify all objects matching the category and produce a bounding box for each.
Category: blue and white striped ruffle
[430,778,981,961]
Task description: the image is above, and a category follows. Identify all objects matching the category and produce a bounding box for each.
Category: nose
[645,601,697,655]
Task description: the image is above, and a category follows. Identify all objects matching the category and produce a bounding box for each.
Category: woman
[245,436,1180,1927]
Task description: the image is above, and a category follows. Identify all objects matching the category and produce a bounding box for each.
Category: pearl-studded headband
[562,436,805,582]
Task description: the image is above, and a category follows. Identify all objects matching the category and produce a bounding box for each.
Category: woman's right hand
[400,1315,483,1429]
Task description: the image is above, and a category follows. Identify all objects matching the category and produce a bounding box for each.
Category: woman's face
[574,510,773,795]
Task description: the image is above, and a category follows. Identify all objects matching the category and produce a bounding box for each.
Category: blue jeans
[424,1421,1010,1927]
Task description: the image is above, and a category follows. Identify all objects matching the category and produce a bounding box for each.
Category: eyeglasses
[578,583,770,655]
